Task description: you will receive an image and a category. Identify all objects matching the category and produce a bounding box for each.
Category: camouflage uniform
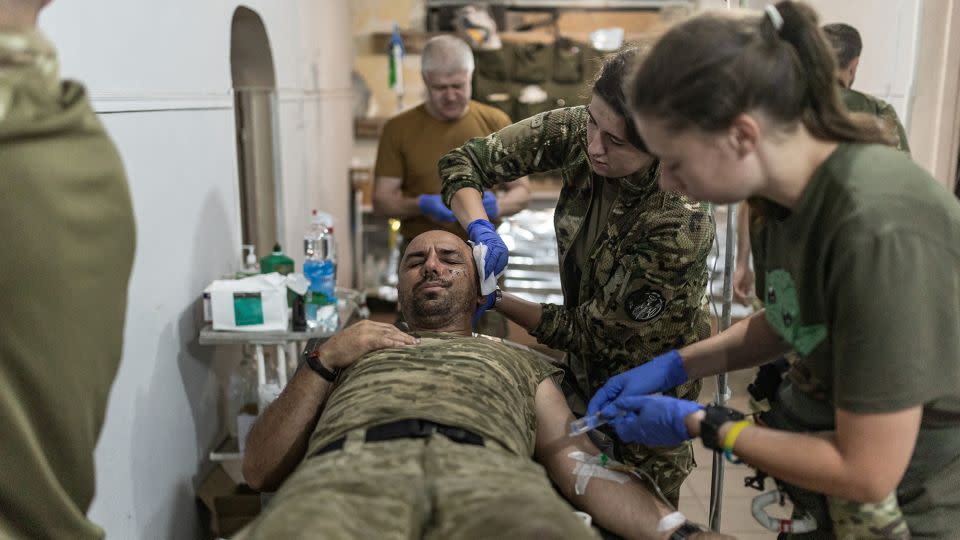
[840,86,910,155]
[440,106,715,504]
[233,333,599,539]
[1,31,136,540]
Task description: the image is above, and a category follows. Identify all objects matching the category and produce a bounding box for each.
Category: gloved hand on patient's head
[418,194,457,222]
[481,191,499,219]
[467,218,507,296]
[587,349,689,419]
[472,291,496,328]
[608,395,703,447]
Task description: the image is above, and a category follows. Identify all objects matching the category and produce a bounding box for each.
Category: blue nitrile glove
[587,350,689,419]
[482,191,499,219]
[418,194,456,222]
[467,219,508,296]
[609,395,704,447]
[473,291,496,328]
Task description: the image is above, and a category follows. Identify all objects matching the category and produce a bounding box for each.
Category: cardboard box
[197,465,261,538]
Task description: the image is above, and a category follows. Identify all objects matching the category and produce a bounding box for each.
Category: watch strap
[700,405,746,451]
[305,350,340,383]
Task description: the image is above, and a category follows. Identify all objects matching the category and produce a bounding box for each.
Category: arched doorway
[230,6,282,258]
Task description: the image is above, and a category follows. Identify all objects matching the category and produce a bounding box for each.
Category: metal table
[200,288,367,462]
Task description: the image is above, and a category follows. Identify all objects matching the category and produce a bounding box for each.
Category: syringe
[569,411,623,437]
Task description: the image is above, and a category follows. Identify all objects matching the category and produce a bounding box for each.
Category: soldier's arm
[242,362,334,491]
[372,175,423,218]
[530,203,714,365]
[532,379,674,540]
[441,107,582,229]
[495,177,532,217]
[243,321,418,491]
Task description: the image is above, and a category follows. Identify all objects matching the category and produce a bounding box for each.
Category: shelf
[210,435,242,462]
[369,31,440,55]
[355,117,388,139]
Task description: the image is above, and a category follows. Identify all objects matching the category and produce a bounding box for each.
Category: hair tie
[765,4,784,32]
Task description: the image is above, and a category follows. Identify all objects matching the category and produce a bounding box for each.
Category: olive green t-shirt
[374,101,510,242]
[0,32,135,539]
[307,333,562,458]
[754,143,960,533]
[840,86,910,155]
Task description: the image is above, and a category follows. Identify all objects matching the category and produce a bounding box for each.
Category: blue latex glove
[472,292,496,328]
[587,350,689,419]
[467,219,508,296]
[482,191,499,219]
[418,194,456,222]
[609,395,704,447]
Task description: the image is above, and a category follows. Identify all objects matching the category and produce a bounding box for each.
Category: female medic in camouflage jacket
[439,47,715,505]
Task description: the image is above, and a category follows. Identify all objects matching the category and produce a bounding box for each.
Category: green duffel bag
[474,44,512,82]
[512,42,552,83]
[553,38,584,83]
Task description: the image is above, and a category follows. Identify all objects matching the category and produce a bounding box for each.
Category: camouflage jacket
[440,106,714,403]
[840,86,911,155]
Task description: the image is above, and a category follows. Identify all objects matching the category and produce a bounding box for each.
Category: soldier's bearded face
[397,231,480,326]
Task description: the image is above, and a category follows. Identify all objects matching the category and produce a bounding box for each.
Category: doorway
[230,6,283,257]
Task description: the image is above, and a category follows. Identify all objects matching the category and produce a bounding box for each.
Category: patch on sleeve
[530,111,545,129]
[624,287,666,322]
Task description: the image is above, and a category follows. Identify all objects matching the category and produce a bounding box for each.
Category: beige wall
[907,0,960,188]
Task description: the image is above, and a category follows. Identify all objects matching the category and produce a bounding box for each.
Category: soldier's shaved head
[0,0,51,30]
[397,230,483,332]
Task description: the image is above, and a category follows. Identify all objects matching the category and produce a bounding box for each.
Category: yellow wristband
[722,419,751,454]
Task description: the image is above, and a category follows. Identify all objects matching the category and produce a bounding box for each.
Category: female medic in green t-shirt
[588,2,960,538]
[438,48,716,505]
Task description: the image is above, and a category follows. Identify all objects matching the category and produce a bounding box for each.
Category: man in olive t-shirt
[372,35,530,244]
[237,231,728,540]
[0,4,136,539]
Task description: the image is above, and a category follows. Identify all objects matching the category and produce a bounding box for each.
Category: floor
[369,311,783,538]
[679,368,786,539]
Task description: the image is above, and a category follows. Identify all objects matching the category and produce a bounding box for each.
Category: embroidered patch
[625,287,666,322]
[763,269,827,356]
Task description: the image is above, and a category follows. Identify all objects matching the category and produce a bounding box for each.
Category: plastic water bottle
[303,210,338,333]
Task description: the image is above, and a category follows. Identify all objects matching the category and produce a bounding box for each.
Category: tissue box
[204,273,289,332]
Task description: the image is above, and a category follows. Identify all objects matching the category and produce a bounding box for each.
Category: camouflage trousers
[776,487,910,540]
[234,430,599,540]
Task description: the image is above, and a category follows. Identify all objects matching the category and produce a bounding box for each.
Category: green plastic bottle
[260,243,294,275]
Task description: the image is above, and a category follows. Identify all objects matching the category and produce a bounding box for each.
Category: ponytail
[772,1,891,145]
[628,1,891,146]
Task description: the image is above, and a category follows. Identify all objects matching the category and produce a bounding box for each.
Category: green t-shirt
[754,143,960,533]
[840,86,911,155]
[307,333,563,458]
[0,32,135,539]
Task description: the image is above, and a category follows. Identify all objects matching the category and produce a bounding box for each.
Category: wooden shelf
[355,117,388,139]
[370,31,440,55]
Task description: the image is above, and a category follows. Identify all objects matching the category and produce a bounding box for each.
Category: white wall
[743,0,921,123]
[38,1,353,537]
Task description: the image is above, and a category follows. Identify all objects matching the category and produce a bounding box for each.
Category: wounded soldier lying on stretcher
[237,230,728,540]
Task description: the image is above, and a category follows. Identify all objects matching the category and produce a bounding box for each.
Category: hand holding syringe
[569,392,662,437]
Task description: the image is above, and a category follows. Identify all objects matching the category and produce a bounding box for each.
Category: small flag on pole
[387,23,405,110]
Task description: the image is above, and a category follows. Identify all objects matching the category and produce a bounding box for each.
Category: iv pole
[708,2,744,532]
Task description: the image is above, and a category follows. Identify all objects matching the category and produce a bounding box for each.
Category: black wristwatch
[302,337,341,383]
[492,287,503,310]
[700,405,746,452]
